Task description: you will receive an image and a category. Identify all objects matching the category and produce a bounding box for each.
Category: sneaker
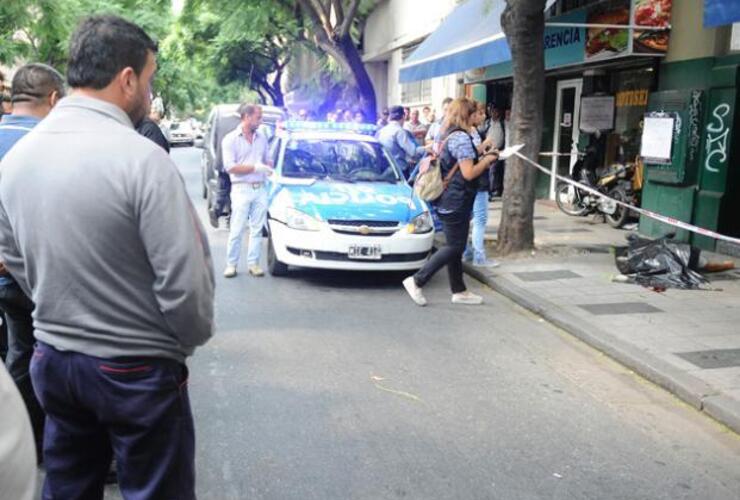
[248,265,265,277]
[208,210,219,229]
[402,276,427,306]
[452,291,483,305]
[223,265,237,278]
[472,258,500,268]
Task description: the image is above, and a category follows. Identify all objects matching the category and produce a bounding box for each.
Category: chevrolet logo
[358,225,371,235]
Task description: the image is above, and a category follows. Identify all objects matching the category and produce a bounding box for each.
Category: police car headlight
[408,212,433,234]
[285,208,322,231]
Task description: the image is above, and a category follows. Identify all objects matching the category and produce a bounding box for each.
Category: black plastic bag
[614,234,708,290]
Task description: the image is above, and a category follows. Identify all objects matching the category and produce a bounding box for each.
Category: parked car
[198,104,240,219]
[165,121,195,147]
[264,121,435,276]
[198,103,287,218]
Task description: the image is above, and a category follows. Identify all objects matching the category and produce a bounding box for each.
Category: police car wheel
[267,235,288,277]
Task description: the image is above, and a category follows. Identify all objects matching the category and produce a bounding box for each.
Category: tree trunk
[497,0,546,255]
[269,69,285,106]
[334,34,377,123]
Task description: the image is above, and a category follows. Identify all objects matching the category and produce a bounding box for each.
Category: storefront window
[609,67,655,163]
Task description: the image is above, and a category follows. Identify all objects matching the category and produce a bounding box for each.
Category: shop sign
[466,0,674,84]
[616,89,649,107]
[633,0,673,54]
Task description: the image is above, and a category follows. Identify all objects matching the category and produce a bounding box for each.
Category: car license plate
[348,245,382,260]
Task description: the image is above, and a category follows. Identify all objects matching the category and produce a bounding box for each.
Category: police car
[265,121,435,276]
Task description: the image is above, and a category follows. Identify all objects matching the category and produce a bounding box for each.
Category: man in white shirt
[222,104,273,278]
[485,106,505,151]
[425,97,453,145]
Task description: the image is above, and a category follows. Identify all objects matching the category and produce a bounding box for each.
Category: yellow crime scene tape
[498,144,740,247]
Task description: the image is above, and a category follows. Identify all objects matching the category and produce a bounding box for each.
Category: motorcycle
[554,150,641,229]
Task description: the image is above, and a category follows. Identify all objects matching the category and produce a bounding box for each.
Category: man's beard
[128,92,149,127]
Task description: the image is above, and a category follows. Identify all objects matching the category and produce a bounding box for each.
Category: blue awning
[704,0,740,27]
[399,0,555,83]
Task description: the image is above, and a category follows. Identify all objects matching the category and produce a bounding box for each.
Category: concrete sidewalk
[463,200,740,434]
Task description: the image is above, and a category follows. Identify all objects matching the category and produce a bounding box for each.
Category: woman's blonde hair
[442,97,477,135]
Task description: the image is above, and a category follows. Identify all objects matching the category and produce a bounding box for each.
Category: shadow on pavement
[281,268,410,290]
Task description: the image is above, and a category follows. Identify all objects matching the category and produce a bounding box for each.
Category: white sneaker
[248,265,265,277]
[451,291,483,305]
[402,277,427,306]
[223,265,237,278]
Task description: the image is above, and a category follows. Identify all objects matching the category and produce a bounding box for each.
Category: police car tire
[267,235,288,276]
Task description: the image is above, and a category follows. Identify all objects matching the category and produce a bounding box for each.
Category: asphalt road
[106,146,740,500]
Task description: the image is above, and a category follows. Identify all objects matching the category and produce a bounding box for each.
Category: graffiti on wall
[705,103,731,174]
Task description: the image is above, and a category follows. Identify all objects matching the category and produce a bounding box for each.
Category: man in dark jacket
[136,106,169,152]
[0,62,66,460]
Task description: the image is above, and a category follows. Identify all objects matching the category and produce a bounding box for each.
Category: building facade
[362,0,464,117]
[394,0,739,253]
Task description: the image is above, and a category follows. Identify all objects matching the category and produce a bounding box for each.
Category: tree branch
[331,0,345,28]
[338,0,361,38]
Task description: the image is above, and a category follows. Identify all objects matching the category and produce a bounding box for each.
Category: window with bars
[400,42,432,105]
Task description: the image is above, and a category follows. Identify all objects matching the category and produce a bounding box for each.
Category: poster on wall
[641,114,675,163]
[580,96,616,131]
[585,1,630,61]
[633,0,673,54]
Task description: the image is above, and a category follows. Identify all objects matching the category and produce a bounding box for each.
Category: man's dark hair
[11,63,66,104]
[389,105,405,121]
[67,15,158,89]
[238,103,261,119]
[442,97,453,107]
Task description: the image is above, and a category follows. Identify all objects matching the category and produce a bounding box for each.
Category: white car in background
[165,121,195,147]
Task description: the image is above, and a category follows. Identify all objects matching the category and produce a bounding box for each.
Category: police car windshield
[282,139,402,183]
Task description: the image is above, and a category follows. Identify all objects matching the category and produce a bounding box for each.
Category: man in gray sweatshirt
[0,15,214,500]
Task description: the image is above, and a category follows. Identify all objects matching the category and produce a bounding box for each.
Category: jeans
[0,282,44,455]
[226,183,268,267]
[31,342,195,500]
[414,210,470,294]
[463,191,489,264]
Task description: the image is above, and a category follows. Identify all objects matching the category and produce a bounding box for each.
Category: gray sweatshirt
[0,95,215,362]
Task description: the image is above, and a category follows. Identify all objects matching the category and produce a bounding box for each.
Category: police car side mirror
[194,138,205,149]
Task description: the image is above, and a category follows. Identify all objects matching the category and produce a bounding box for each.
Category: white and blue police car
[265,121,435,276]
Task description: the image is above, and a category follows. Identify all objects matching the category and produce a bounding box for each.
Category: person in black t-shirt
[136,107,169,153]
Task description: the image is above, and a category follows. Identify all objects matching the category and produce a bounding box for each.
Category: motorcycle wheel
[605,187,629,228]
[555,182,589,216]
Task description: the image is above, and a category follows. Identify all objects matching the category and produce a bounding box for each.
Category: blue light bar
[284,120,377,135]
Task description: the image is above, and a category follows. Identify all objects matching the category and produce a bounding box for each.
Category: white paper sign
[732,23,740,51]
[498,144,524,159]
[579,96,615,131]
[641,116,674,161]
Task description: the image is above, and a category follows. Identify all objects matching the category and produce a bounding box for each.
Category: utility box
[639,89,705,242]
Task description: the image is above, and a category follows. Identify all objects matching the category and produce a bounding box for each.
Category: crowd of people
[374,97,512,271]
[402,96,502,307]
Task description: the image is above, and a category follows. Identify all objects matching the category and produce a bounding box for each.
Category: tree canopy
[1,0,379,118]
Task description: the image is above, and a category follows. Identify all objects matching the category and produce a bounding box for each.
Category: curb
[464,263,740,435]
